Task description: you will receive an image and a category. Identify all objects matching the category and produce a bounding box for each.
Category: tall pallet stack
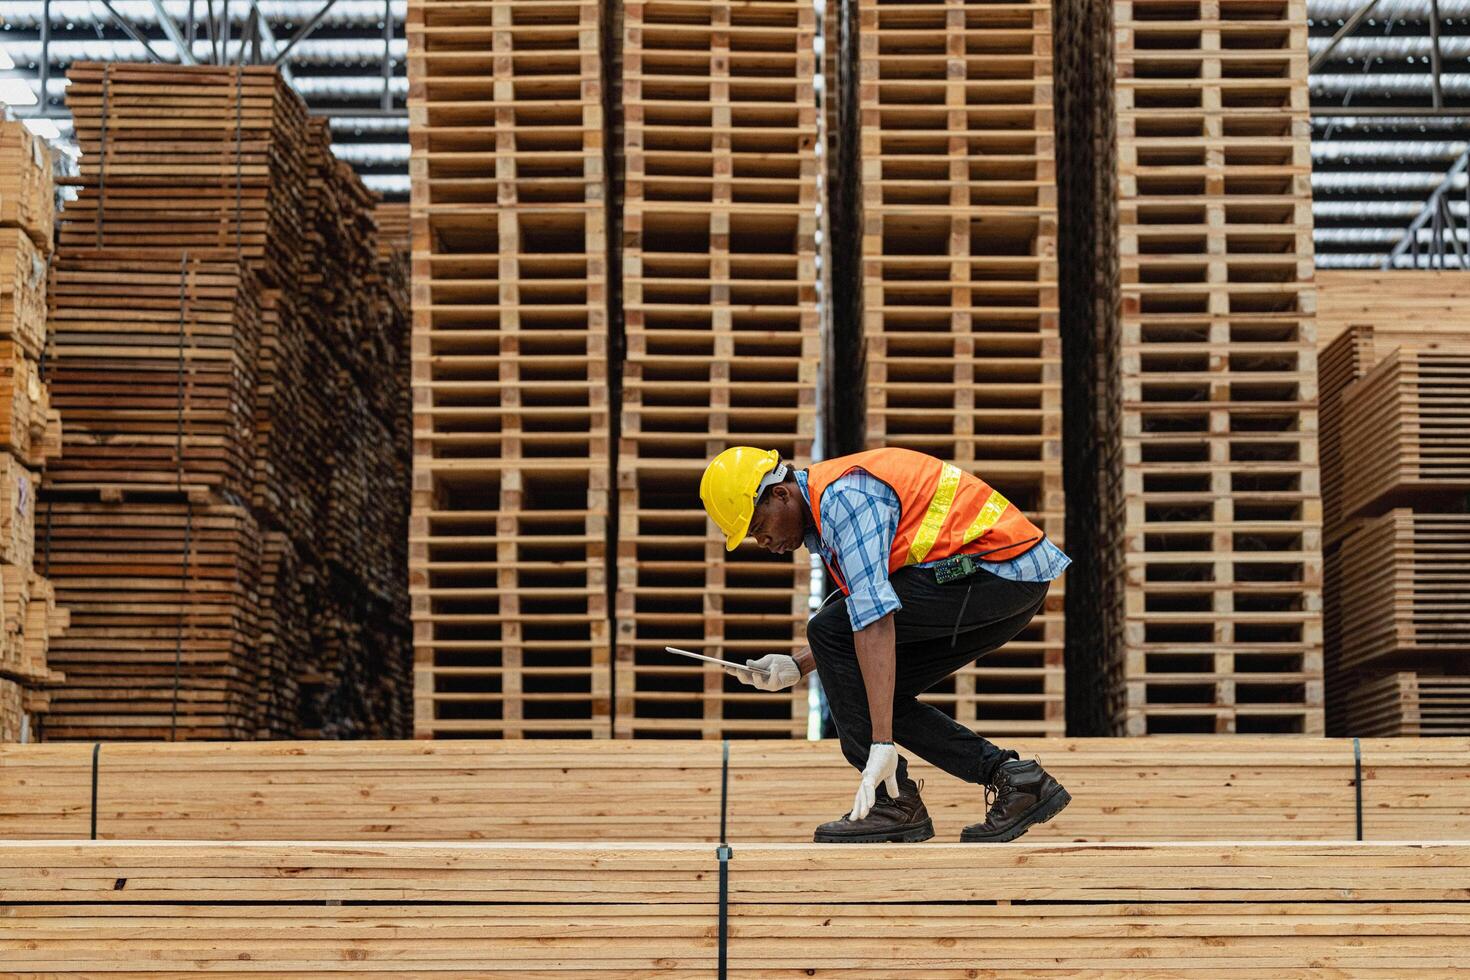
[614,0,818,738]
[40,64,409,740]
[0,121,67,742]
[1062,0,1324,734]
[845,0,1064,735]
[1314,290,1470,737]
[408,0,613,736]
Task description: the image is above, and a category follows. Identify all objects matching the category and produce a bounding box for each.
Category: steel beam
[148,0,199,64]
[96,0,167,63]
[1429,0,1444,110]
[1385,147,1470,268]
[1308,0,1384,73]
[272,0,343,66]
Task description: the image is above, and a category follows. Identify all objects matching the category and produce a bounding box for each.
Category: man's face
[747,484,804,554]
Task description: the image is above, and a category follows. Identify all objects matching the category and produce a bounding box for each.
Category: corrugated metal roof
[0,1,1466,263]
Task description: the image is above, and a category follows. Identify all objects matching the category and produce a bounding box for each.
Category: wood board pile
[1315,296,1470,737]
[374,201,410,260]
[38,64,409,741]
[408,0,613,736]
[1346,672,1470,737]
[1060,0,1323,735]
[0,123,55,250]
[1316,269,1470,347]
[824,0,1066,736]
[1337,510,1470,672]
[614,0,818,739]
[8,735,1466,842]
[0,120,65,743]
[2,840,1468,973]
[58,64,310,289]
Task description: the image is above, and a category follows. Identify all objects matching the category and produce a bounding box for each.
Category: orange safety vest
[806,448,1045,594]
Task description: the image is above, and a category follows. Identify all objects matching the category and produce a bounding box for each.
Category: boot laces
[985,767,1013,812]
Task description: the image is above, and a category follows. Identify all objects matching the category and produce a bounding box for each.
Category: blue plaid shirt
[795,468,1070,631]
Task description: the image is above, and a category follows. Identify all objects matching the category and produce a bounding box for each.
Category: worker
[700,446,1072,843]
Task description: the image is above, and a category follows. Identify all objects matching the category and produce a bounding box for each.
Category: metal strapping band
[90,743,100,840]
[962,489,1011,545]
[233,67,244,259]
[907,462,962,565]
[170,254,194,743]
[97,65,111,248]
[1353,737,1363,842]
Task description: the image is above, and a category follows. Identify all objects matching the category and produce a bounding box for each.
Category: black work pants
[806,564,1049,789]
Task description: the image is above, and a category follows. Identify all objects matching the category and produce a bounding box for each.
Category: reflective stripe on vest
[906,463,1011,566]
[906,463,962,565]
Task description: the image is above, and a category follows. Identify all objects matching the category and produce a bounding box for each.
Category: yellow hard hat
[700,447,781,551]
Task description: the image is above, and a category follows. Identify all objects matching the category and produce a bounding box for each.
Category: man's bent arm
[853,612,896,742]
[793,645,816,677]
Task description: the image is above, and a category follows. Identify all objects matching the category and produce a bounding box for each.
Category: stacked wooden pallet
[38,65,409,741]
[0,121,66,743]
[1316,299,1470,736]
[408,0,612,736]
[1063,0,1324,735]
[3,840,1468,973]
[838,0,1064,735]
[614,0,818,738]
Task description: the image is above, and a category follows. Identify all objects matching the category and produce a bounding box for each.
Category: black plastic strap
[717,843,731,980]
[1353,737,1363,841]
[720,740,729,844]
[90,743,100,840]
[717,741,730,978]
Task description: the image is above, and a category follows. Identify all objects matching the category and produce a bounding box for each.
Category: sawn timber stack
[37,64,410,741]
[0,120,67,743]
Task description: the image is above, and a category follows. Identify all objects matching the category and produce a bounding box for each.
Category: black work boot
[813,777,935,843]
[960,759,1071,843]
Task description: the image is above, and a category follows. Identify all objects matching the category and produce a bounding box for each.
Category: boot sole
[813,818,935,844]
[959,786,1071,843]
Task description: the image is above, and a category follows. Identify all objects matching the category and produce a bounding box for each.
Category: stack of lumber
[1060,0,1323,735]
[1315,284,1470,737]
[614,0,818,738]
[57,64,310,288]
[1337,511,1470,670]
[833,0,1065,735]
[1316,269,1470,347]
[374,201,410,260]
[0,121,65,743]
[8,736,1466,842]
[408,0,612,735]
[38,64,410,741]
[1347,672,1470,737]
[2,840,1468,973]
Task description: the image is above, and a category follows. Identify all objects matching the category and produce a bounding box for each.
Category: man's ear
[770,484,791,503]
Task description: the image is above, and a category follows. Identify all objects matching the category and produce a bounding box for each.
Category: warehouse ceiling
[0,0,1466,265]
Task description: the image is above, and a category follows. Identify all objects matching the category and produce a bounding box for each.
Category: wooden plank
[2,840,1469,973]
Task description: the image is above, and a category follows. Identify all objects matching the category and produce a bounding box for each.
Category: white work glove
[728,654,801,692]
[849,742,900,821]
